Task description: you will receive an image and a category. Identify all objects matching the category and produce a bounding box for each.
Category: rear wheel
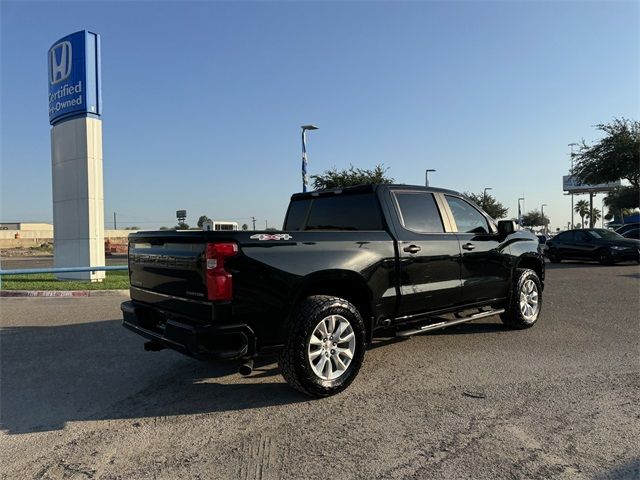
[279,295,366,397]
[500,268,542,330]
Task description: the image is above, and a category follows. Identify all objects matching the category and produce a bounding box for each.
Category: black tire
[598,248,614,265]
[279,295,366,398]
[500,268,542,330]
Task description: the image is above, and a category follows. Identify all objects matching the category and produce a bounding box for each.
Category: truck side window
[394,192,444,233]
[445,195,489,234]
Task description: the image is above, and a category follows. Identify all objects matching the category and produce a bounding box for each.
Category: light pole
[518,197,525,228]
[483,187,492,211]
[425,169,436,187]
[541,204,547,235]
[568,143,578,229]
[301,125,318,193]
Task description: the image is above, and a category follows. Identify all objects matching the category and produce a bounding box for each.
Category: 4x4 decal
[249,233,293,241]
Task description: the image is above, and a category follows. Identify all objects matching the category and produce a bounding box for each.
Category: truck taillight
[205,242,238,301]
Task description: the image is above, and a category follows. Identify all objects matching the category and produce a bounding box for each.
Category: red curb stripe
[0,290,89,297]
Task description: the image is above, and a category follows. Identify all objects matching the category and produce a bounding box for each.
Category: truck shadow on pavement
[0,315,533,435]
[0,319,305,435]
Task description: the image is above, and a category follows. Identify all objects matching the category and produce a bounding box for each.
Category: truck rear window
[285,193,383,231]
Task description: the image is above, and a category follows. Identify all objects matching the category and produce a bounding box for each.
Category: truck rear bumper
[121,300,256,360]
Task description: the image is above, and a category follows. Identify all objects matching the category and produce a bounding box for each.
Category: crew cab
[121,184,545,397]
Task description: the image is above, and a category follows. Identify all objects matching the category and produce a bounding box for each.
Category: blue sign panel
[48,31,101,125]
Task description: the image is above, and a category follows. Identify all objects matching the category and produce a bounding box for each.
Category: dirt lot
[1,262,638,479]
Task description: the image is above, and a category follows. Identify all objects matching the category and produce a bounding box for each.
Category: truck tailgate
[128,232,208,305]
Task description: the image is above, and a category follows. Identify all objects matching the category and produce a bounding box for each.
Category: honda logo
[49,41,72,85]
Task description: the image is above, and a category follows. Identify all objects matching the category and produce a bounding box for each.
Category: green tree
[159,226,170,230]
[464,191,509,219]
[589,208,602,227]
[521,210,549,228]
[604,206,635,223]
[197,215,211,228]
[574,200,590,228]
[175,223,189,230]
[603,186,640,216]
[311,164,394,190]
[573,118,640,213]
[241,223,249,231]
[572,118,639,188]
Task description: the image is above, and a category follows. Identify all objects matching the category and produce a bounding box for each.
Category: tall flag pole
[300,125,318,193]
[302,129,308,193]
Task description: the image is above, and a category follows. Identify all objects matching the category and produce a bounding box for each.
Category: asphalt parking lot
[1,262,639,480]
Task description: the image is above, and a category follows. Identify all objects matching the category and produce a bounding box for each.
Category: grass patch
[1,270,129,290]
[29,244,54,254]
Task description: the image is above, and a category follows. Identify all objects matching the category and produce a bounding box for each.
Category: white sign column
[51,117,105,280]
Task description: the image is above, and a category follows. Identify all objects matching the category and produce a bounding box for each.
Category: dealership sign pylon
[48,31,105,280]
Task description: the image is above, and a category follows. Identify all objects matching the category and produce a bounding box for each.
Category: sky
[1,0,638,231]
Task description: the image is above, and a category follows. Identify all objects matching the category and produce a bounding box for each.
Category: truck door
[389,190,463,316]
[443,194,511,304]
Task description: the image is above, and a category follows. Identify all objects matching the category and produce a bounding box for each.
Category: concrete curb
[0,289,129,298]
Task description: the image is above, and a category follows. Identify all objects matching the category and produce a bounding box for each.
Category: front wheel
[500,268,542,330]
[598,248,615,265]
[547,248,562,263]
[279,295,366,397]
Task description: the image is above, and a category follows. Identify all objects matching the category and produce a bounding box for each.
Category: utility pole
[425,169,436,187]
[541,204,547,235]
[113,212,117,230]
[518,197,525,228]
[568,143,578,229]
[483,187,492,211]
[265,220,268,229]
[251,216,256,230]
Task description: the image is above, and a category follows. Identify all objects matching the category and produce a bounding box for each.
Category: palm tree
[589,208,602,227]
[574,200,590,228]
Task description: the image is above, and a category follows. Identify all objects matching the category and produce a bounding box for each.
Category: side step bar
[395,308,505,338]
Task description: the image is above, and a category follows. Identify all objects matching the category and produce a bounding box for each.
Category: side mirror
[498,220,516,235]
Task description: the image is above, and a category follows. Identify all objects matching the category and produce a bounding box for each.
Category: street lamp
[425,169,436,187]
[483,187,492,211]
[301,125,319,193]
[518,197,525,227]
[568,143,579,229]
[541,203,548,235]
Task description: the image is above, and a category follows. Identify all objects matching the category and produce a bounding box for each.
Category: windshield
[587,229,624,240]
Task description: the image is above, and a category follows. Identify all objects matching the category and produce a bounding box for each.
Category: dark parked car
[615,223,640,236]
[546,228,640,265]
[536,234,549,244]
[622,228,640,240]
[121,184,545,397]
[536,234,550,255]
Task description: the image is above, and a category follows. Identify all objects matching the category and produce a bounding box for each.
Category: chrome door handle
[403,245,421,254]
[462,243,476,251]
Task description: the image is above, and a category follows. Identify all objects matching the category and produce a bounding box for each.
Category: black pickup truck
[121,184,544,397]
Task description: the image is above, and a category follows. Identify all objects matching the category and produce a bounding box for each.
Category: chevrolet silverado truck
[121,184,544,397]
